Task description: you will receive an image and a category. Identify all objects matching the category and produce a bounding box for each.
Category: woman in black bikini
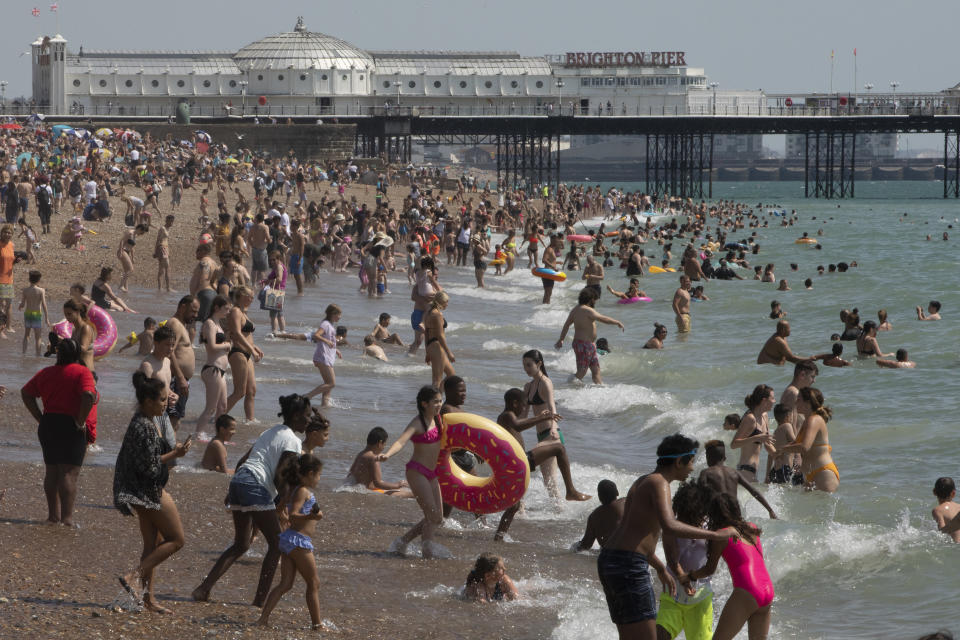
[424,291,454,389]
[195,295,232,435]
[730,384,776,482]
[224,286,263,421]
[91,266,135,313]
[117,224,149,292]
[856,321,892,358]
[521,349,562,498]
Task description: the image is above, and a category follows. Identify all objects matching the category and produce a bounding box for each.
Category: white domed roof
[234,17,372,71]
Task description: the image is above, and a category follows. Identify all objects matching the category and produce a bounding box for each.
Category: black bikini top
[242,320,255,334]
[528,378,545,405]
[201,331,226,345]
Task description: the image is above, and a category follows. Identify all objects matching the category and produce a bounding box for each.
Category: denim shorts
[226,468,275,511]
[597,548,657,624]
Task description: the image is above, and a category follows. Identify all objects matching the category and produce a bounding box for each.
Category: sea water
[4,180,960,637]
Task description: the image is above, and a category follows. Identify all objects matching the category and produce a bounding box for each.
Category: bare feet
[143,595,173,614]
[43,518,60,526]
[566,491,592,502]
[119,574,143,605]
[190,586,209,602]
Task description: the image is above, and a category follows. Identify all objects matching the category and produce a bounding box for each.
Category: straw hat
[334,213,345,222]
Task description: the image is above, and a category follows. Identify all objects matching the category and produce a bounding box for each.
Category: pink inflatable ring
[53,305,118,360]
[436,412,530,514]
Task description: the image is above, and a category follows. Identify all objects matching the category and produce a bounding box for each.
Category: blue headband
[658,449,698,459]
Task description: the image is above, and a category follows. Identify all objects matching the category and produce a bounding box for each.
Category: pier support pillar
[805,131,855,198]
[944,131,960,198]
[644,133,713,199]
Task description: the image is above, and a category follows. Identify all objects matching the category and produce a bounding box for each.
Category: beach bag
[259,286,284,311]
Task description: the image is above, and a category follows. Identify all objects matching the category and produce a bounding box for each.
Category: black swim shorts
[597,548,656,625]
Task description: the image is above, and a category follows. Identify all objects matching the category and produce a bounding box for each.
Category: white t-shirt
[239,424,302,498]
[84,180,98,200]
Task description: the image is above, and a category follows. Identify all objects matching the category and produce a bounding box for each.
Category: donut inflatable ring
[532,267,567,282]
[436,412,530,514]
[617,296,652,304]
[566,234,593,243]
[53,305,118,360]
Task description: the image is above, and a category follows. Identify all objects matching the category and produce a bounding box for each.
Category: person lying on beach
[575,479,625,551]
[362,335,388,361]
[811,342,850,368]
[345,427,411,497]
[463,553,519,603]
[371,312,404,345]
[931,477,960,543]
[756,320,811,366]
[916,300,942,321]
[200,414,237,474]
[876,348,916,369]
[698,440,777,520]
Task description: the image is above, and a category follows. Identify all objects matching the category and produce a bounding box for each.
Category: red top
[0,240,14,285]
[23,363,96,416]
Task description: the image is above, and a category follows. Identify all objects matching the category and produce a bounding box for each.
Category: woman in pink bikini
[687,492,773,640]
[379,386,449,559]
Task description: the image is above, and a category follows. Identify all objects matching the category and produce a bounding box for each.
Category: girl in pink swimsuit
[687,492,774,640]
[378,385,449,559]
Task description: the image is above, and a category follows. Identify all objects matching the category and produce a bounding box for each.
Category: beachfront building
[783,133,899,160]
[29,17,763,118]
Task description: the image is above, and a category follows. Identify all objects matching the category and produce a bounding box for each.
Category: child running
[257,453,326,630]
[686,492,774,640]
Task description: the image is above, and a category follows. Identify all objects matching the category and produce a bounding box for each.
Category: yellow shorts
[656,592,713,640]
[675,312,691,333]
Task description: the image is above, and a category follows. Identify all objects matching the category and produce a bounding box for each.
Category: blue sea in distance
[1,180,958,638]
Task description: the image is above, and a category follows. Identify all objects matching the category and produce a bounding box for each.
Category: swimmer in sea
[856,321,892,358]
[575,480,626,551]
[346,427,411,497]
[643,323,668,350]
[555,287,625,385]
[780,387,839,492]
[916,300,942,321]
[729,385,777,483]
[606,278,645,301]
[362,335,388,361]
[756,320,811,366]
[699,440,777,519]
[812,342,850,367]
[686,492,774,640]
[931,477,960,543]
[672,275,692,334]
[200,414,237,474]
[876,348,916,369]
[371,312,404,345]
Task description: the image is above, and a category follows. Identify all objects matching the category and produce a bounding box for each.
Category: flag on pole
[50,3,58,11]
[853,48,857,56]
[31,7,40,16]
[831,50,835,58]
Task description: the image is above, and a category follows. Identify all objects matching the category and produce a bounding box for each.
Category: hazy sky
[2,0,959,99]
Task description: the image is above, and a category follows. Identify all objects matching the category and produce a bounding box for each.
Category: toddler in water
[257,453,326,630]
[686,492,774,640]
[200,415,237,473]
[931,477,960,543]
[463,553,519,602]
[117,317,159,355]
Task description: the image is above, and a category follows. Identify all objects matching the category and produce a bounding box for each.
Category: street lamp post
[889,81,900,113]
[556,79,564,115]
[0,81,7,111]
[238,80,248,116]
[709,82,719,115]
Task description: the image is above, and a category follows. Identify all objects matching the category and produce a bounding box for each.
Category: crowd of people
[2,116,957,639]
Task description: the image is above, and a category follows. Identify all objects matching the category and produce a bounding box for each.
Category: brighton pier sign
[564,51,687,68]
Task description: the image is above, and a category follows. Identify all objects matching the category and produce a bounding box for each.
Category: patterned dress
[113,412,171,516]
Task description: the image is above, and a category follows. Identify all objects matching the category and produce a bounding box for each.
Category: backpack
[37,187,51,208]
[68,181,82,197]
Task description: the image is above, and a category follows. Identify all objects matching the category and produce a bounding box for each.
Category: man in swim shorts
[598,434,739,638]
[248,213,271,284]
[672,275,692,334]
[582,255,604,299]
[556,288,624,384]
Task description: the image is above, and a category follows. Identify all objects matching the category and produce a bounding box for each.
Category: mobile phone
[183,434,193,447]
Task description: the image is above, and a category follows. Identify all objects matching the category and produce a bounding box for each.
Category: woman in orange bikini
[782,387,838,492]
[378,386,449,559]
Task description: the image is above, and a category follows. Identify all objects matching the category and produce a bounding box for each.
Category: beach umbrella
[179,140,194,148]
[224,157,239,164]
[95,148,113,159]
[72,127,91,139]
[194,130,212,143]
[0,123,22,130]
[51,124,74,137]
[95,128,113,138]
[28,113,45,124]
[88,138,103,149]
[16,152,34,169]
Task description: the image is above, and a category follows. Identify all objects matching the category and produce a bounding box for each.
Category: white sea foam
[481,339,540,354]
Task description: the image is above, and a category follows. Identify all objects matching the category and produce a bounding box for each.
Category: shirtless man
[780,360,818,434]
[155,215,174,292]
[672,275,692,334]
[877,348,917,369]
[346,427,410,496]
[756,320,811,365]
[288,219,306,295]
[248,213,271,284]
[582,255,605,300]
[681,245,708,282]
[165,296,199,431]
[575,479,626,550]
[541,234,561,304]
[598,434,739,639]
[698,440,777,519]
[189,244,218,323]
[555,287,625,384]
